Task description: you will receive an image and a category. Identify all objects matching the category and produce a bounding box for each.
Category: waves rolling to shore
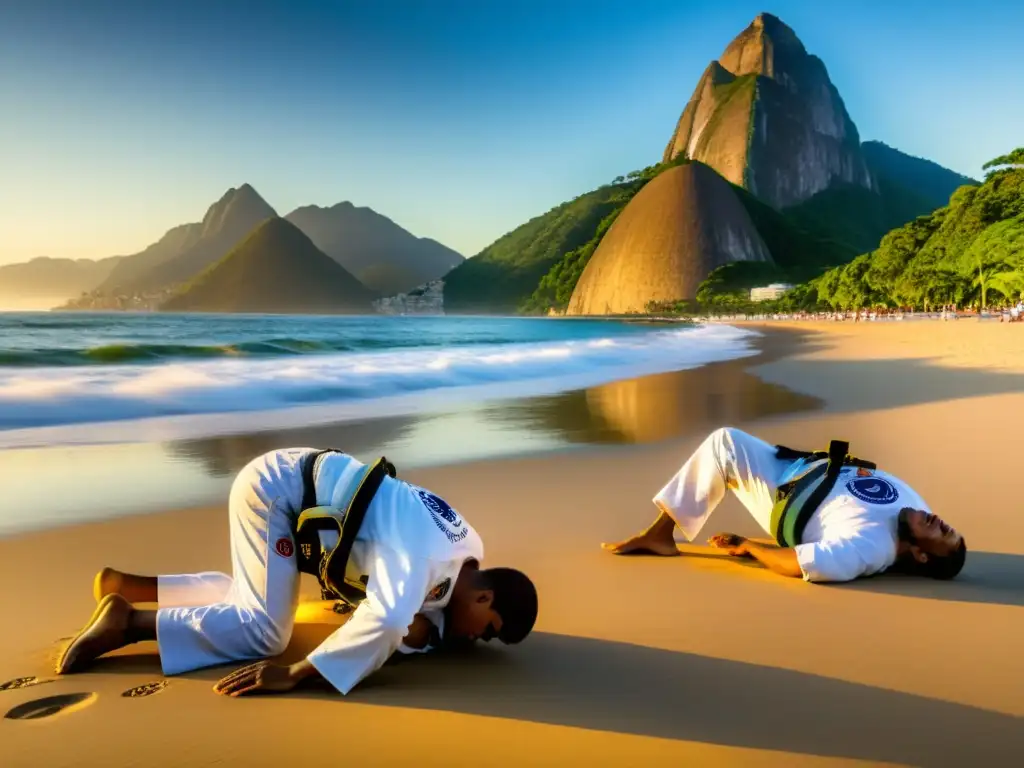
[0,313,759,446]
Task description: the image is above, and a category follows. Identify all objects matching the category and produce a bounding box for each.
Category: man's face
[446,589,503,643]
[900,508,962,558]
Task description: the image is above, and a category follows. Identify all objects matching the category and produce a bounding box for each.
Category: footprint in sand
[121,681,168,698]
[0,677,56,692]
[4,692,97,720]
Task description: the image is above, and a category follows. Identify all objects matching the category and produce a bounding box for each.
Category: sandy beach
[2,320,1023,767]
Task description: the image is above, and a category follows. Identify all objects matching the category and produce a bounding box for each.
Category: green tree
[864,212,942,302]
[962,215,1024,307]
[987,269,1024,302]
[982,148,1024,177]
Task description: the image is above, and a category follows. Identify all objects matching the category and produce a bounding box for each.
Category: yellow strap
[319,459,389,595]
[294,458,391,602]
[296,506,346,533]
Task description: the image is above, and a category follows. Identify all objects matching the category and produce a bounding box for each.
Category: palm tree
[987,269,1024,302]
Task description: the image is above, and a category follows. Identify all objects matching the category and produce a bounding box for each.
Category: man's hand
[213,660,313,697]
[402,613,435,650]
[709,535,804,579]
[708,532,750,556]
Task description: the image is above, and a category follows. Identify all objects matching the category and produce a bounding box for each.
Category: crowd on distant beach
[700,301,1024,324]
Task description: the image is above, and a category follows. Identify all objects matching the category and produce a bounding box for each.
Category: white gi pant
[653,427,796,541]
[156,448,312,675]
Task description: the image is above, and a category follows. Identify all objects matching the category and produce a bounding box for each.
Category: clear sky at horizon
[1,0,1021,265]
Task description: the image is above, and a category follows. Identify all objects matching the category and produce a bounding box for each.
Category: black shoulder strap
[775,444,823,462]
[776,442,876,471]
[300,450,327,511]
[787,440,849,545]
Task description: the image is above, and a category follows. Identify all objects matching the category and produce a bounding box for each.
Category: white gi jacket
[784,462,932,583]
[304,453,484,694]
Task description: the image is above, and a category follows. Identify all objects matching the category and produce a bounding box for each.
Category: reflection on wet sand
[489,358,823,445]
[167,350,822,488]
[6,330,821,532]
[165,415,416,478]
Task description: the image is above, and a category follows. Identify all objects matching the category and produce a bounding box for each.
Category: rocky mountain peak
[200,184,277,239]
[662,13,874,209]
[720,12,807,81]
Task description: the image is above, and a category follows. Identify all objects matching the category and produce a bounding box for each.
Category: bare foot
[56,594,133,674]
[92,567,122,602]
[601,530,680,556]
[92,567,158,603]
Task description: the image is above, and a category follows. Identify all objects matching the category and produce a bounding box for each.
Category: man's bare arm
[740,541,804,578]
[708,533,803,578]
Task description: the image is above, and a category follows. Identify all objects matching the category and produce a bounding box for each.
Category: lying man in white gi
[56,447,539,697]
[603,427,967,582]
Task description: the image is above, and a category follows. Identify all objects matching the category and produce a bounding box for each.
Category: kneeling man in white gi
[603,427,967,582]
[56,447,539,697]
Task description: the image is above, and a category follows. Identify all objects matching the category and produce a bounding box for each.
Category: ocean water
[0,312,759,448]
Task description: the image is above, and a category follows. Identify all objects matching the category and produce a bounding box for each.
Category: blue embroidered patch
[846,476,899,505]
[417,490,468,543]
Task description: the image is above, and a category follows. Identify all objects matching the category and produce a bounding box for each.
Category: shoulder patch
[845,476,899,505]
[416,489,469,544]
[274,537,294,558]
[426,577,452,603]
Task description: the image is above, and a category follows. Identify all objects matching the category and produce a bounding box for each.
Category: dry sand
[1,320,1022,767]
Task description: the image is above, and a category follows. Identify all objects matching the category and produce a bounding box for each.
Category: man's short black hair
[896,539,968,580]
[481,567,538,644]
[923,539,968,580]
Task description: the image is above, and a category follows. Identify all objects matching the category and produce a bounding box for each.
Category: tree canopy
[809,152,1024,310]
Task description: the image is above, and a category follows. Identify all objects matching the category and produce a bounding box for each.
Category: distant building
[373,279,445,315]
[749,283,794,301]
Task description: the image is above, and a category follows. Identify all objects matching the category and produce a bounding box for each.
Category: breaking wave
[0,315,759,446]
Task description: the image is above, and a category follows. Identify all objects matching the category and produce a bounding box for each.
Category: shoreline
[0,325,817,538]
[0,316,751,448]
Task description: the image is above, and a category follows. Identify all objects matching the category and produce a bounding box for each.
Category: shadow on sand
[665,546,1024,609]
[85,631,1022,766]
[755,352,1024,412]
[838,550,1024,608]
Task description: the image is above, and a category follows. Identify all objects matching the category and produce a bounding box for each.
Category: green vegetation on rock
[650,184,859,314]
[442,186,629,313]
[519,158,858,316]
[694,73,758,162]
[445,156,689,314]
[807,151,1024,310]
[775,143,979,257]
[862,141,978,210]
[518,207,624,314]
[730,185,856,278]
[782,176,945,255]
[518,157,696,314]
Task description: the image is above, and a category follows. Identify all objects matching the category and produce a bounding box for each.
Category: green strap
[770,440,852,547]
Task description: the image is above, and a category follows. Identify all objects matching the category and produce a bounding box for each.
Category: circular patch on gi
[274,537,294,558]
[845,476,899,505]
[417,490,463,527]
[416,489,468,543]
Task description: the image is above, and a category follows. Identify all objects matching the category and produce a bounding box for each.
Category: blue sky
[1,0,1021,265]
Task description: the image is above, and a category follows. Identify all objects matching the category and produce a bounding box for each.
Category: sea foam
[0,323,759,447]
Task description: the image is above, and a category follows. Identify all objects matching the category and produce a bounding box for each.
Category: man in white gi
[56,447,539,696]
[603,427,967,582]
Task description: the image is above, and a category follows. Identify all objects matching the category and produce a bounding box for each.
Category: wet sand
[1,320,1022,767]
[0,327,817,536]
